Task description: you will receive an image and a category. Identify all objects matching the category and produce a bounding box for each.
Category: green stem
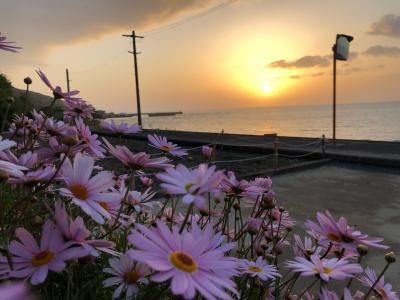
[179,203,194,233]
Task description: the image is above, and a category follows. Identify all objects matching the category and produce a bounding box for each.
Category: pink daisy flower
[246,217,264,234]
[202,145,213,159]
[148,134,188,157]
[36,69,80,100]
[286,254,363,282]
[44,118,71,136]
[8,165,55,185]
[0,151,38,169]
[59,152,121,224]
[64,99,94,119]
[238,256,281,281]
[358,267,398,300]
[76,119,105,158]
[0,282,36,300]
[54,202,115,256]
[220,171,252,197]
[0,160,27,178]
[305,211,388,253]
[0,136,16,151]
[250,177,273,190]
[103,253,151,300]
[8,220,85,285]
[0,32,21,53]
[103,138,172,171]
[292,234,322,258]
[124,186,157,213]
[128,220,238,300]
[139,175,154,186]
[320,288,364,300]
[101,120,141,135]
[156,164,225,207]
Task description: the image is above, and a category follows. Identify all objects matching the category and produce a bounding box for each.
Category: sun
[262,84,272,94]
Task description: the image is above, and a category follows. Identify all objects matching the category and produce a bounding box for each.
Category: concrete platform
[95,129,400,167]
[272,162,400,286]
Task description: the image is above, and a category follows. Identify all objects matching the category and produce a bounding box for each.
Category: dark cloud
[364,45,400,57]
[0,0,215,51]
[267,51,359,69]
[268,55,330,69]
[367,14,400,38]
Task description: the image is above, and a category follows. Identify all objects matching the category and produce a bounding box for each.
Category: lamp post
[332,33,353,145]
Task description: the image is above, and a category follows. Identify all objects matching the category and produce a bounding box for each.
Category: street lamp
[332,33,353,145]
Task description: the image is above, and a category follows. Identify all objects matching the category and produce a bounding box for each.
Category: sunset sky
[1,0,400,113]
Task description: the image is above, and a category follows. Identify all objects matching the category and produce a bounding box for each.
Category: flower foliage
[0,46,397,300]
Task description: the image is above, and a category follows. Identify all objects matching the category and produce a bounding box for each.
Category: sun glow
[219,30,294,101]
[262,84,272,94]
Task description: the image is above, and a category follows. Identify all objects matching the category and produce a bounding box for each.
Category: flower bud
[233,203,240,210]
[24,77,32,85]
[30,127,38,135]
[357,244,369,256]
[62,128,79,146]
[255,248,264,256]
[260,242,269,250]
[0,170,10,182]
[385,252,396,264]
[262,196,275,209]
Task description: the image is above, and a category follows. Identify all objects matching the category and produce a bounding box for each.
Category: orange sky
[1,0,400,113]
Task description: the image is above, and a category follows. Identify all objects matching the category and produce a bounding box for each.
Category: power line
[66,1,239,75]
[141,0,239,36]
[73,51,126,74]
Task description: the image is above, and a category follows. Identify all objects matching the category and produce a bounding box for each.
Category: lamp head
[336,34,354,42]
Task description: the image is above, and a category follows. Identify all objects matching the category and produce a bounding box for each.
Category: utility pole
[123,30,144,126]
[66,69,71,92]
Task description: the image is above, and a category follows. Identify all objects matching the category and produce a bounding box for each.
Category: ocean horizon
[112,101,400,141]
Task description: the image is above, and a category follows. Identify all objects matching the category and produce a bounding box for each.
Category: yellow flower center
[248,266,263,273]
[323,267,333,274]
[326,233,341,242]
[377,287,388,298]
[184,183,194,191]
[70,184,89,200]
[31,250,54,267]
[123,270,140,284]
[160,145,171,152]
[99,202,109,211]
[170,251,197,273]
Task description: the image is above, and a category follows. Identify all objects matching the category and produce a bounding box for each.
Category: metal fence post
[321,134,326,157]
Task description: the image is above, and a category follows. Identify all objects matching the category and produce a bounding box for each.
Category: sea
[112,101,400,141]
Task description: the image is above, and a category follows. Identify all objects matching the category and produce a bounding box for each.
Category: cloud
[268,55,330,69]
[276,72,326,80]
[338,64,384,76]
[367,14,400,38]
[364,45,400,57]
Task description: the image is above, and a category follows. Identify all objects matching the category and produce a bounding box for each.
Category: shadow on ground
[272,162,400,286]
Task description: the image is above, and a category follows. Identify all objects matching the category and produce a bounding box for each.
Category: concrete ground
[272,162,400,287]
